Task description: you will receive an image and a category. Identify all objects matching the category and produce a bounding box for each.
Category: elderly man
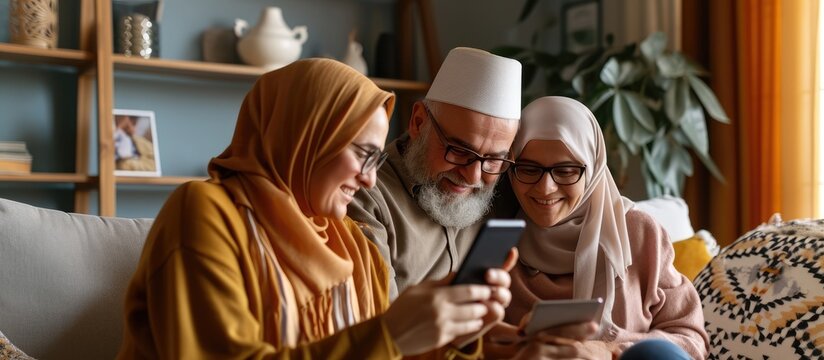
[348,47,522,298]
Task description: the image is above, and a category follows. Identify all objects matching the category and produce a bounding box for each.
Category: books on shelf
[0,141,32,174]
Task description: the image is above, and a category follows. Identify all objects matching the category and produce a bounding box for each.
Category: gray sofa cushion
[0,198,152,359]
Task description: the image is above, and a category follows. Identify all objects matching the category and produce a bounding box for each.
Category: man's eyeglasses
[350,143,388,175]
[511,164,586,185]
[423,105,513,175]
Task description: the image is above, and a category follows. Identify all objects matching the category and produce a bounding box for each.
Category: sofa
[0,198,152,359]
[1,196,817,359]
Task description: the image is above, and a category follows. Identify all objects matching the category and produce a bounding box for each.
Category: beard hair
[402,125,497,229]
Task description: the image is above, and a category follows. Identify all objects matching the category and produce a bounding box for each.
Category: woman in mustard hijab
[118,59,515,359]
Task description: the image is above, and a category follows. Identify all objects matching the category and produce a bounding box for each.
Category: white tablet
[523,298,604,336]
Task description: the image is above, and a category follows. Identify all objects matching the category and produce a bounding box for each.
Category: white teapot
[235,7,308,70]
[342,30,368,75]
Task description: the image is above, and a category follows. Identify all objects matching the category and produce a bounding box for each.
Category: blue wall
[0,0,397,218]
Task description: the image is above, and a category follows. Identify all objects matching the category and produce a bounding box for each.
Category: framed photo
[561,0,602,53]
[113,109,161,176]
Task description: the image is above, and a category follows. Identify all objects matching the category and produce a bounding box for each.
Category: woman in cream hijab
[487,97,708,360]
[118,58,515,359]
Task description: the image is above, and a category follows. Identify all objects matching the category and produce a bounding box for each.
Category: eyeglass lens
[514,165,585,185]
[424,105,512,174]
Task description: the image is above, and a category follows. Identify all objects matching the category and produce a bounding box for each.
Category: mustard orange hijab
[207,58,395,347]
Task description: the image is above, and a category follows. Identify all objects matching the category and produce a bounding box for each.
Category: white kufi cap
[425,47,522,120]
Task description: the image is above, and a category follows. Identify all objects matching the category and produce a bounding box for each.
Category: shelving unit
[0,0,428,216]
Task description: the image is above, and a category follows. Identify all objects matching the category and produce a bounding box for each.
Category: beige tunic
[348,134,483,298]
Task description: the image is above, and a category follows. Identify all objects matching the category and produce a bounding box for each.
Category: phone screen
[450,219,525,285]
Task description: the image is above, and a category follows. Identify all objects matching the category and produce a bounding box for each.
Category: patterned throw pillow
[0,330,34,360]
[694,216,824,359]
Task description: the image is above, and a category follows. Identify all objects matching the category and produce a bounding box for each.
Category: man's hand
[451,248,518,348]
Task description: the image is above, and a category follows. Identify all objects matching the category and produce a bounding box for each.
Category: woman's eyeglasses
[423,105,513,175]
[350,143,388,175]
[511,164,586,185]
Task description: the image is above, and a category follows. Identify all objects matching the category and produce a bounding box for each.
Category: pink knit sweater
[505,209,709,360]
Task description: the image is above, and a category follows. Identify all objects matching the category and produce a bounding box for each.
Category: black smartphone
[451,219,526,285]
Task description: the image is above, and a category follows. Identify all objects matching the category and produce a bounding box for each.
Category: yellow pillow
[672,235,713,281]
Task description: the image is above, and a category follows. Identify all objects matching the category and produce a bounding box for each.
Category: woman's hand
[382,248,518,356]
[508,322,601,359]
[573,340,620,360]
[483,322,524,359]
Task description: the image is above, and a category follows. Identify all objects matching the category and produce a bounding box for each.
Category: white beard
[402,128,496,229]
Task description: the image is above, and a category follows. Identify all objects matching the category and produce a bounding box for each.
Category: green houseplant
[494,19,730,197]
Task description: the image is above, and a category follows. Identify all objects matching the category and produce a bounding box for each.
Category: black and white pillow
[695,216,824,359]
[0,330,34,360]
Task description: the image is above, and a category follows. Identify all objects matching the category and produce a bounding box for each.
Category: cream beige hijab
[511,96,633,329]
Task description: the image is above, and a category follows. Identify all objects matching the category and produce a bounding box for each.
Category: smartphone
[523,298,604,336]
[450,219,525,285]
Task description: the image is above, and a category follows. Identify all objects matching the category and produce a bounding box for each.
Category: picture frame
[113,109,161,177]
[561,0,602,54]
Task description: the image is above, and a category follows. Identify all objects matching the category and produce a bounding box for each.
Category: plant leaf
[664,78,689,124]
[518,0,541,23]
[647,137,686,195]
[647,137,668,182]
[589,88,614,112]
[687,74,730,123]
[693,149,727,183]
[672,138,694,176]
[680,103,709,154]
[618,61,645,85]
[612,91,634,144]
[572,73,585,95]
[672,128,691,146]
[657,53,687,78]
[640,32,667,63]
[685,58,709,76]
[631,123,656,146]
[601,59,644,87]
[624,92,655,131]
[600,58,620,86]
[641,149,664,197]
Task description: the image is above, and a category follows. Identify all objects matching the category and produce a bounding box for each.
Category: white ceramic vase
[342,39,368,75]
[235,7,308,70]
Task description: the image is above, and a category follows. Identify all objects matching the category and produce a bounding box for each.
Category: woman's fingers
[516,340,581,359]
[533,321,598,341]
[445,318,485,336]
[448,302,489,321]
[441,283,493,303]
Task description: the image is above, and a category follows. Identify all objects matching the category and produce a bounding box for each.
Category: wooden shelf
[372,77,429,92]
[113,55,264,81]
[0,172,91,183]
[112,55,428,92]
[0,43,92,67]
[4,0,430,216]
[116,175,207,186]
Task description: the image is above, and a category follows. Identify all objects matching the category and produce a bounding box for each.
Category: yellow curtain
[779,1,819,220]
[682,0,819,246]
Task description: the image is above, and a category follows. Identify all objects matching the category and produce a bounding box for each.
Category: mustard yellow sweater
[117,181,400,359]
